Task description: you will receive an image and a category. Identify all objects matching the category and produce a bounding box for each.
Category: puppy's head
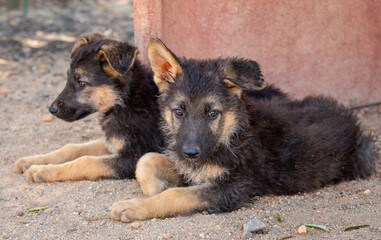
[49,33,139,122]
[148,36,266,163]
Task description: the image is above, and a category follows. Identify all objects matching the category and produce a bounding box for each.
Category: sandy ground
[0,1,380,239]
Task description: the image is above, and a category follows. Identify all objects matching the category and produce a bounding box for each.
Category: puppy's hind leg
[136,152,182,196]
[14,139,109,173]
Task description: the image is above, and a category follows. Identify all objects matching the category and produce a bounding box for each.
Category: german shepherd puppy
[14,34,164,182]
[108,37,377,222]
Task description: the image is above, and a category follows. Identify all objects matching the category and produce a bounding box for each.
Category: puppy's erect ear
[148,36,182,92]
[70,33,104,59]
[220,58,267,97]
[96,43,139,79]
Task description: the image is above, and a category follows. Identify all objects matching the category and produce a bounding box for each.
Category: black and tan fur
[14,34,164,182]
[108,37,378,222]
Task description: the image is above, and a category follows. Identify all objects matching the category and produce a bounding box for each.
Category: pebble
[241,218,267,239]
[363,189,371,195]
[163,233,172,239]
[40,90,50,98]
[66,228,77,232]
[16,211,24,216]
[43,114,54,122]
[298,225,307,234]
[130,222,141,229]
[0,87,11,94]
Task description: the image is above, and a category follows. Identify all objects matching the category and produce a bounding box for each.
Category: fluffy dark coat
[108,37,378,222]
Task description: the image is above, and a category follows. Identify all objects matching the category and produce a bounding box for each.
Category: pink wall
[134,0,381,107]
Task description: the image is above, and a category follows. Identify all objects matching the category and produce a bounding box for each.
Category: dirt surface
[0,1,380,239]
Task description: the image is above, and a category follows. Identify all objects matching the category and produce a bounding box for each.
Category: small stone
[201,211,208,215]
[67,228,77,233]
[130,222,141,229]
[241,218,267,239]
[199,233,205,239]
[16,211,24,216]
[298,225,307,235]
[341,204,348,209]
[40,90,50,98]
[0,87,10,93]
[363,189,371,195]
[43,114,54,122]
[163,233,172,240]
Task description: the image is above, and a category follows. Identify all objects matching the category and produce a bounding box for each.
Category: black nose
[49,105,59,115]
[183,145,200,159]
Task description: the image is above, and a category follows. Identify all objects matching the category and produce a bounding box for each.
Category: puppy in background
[14,34,164,182]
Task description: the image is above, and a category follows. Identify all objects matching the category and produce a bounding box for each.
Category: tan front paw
[24,165,58,183]
[108,199,148,222]
[14,157,38,173]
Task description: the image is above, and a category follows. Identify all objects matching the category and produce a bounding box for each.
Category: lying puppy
[14,34,164,182]
[109,36,377,222]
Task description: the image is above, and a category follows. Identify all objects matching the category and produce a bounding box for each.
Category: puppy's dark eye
[208,110,219,119]
[174,109,184,118]
[77,80,86,88]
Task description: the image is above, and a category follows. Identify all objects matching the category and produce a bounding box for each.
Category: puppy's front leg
[136,152,182,196]
[14,139,109,173]
[109,185,209,222]
[24,154,117,182]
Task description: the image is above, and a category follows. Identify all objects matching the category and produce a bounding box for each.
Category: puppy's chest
[106,136,125,154]
[170,154,228,185]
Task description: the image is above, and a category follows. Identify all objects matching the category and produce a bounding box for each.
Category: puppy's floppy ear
[96,43,139,79]
[220,58,267,97]
[148,36,182,92]
[70,33,104,59]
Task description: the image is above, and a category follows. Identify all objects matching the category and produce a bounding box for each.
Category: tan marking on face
[209,114,221,135]
[164,107,181,134]
[91,85,118,113]
[74,68,84,76]
[219,111,237,145]
[108,185,207,222]
[136,152,182,197]
[24,155,116,182]
[106,137,125,154]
